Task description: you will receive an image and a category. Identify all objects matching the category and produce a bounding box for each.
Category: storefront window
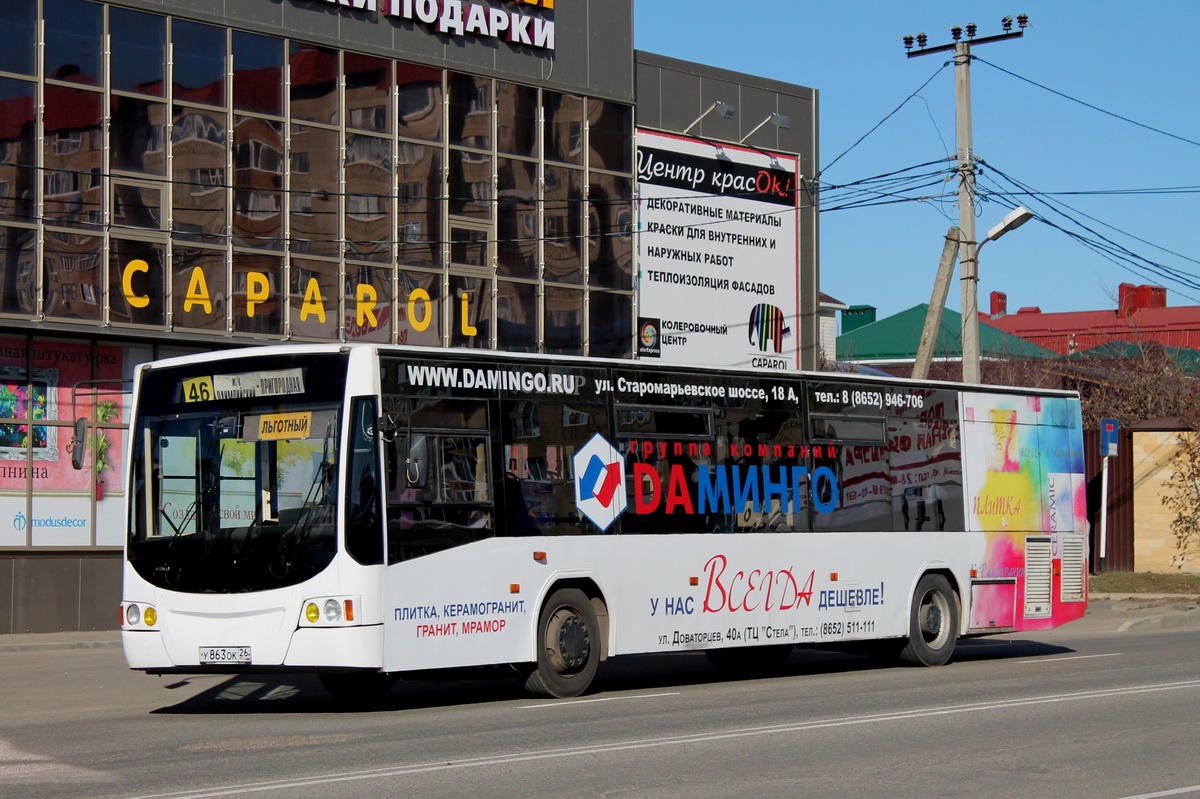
[290,124,339,257]
[111,97,166,175]
[449,150,492,220]
[397,63,442,142]
[397,144,442,269]
[497,158,537,278]
[587,99,633,173]
[344,262,394,343]
[0,226,36,316]
[172,107,227,243]
[397,269,443,348]
[109,238,166,327]
[0,0,35,77]
[587,172,633,290]
[110,7,165,96]
[289,258,340,340]
[43,86,102,228]
[544,90,583,165]
[449,73,491,151]
[233,31,283,116]
[543,165,583,284]
[544,286,583,355]
[496,280,537,353]
[346,53,391,135]
[450,274,493,349]
[233,117,284,249]
[345,133,392,263]
[589,291,632,358]
[231,252,282,336]
[42,230,102,322]
[45,0,102,85]
[497,82,538,157]
[290,43,339,125]
[172,20,226,106]
[0,78,36,222]
[112,180,163,230]
[172,246,227,333]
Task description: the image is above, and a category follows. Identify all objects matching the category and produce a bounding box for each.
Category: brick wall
[1131,431,1200,574]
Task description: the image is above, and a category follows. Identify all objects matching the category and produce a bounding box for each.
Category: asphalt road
[1,612,1198,799]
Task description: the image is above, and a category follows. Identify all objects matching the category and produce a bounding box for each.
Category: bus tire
[318,671,397,704]
[524,588,601,698]
[899,574,958,666]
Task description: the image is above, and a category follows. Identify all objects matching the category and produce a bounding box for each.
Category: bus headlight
[300,596,361,627]
[323,599,341,623]
[124,602,157,628]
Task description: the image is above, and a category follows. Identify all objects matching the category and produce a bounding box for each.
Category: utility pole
[905,16,1027,383]
[911,226,961,380]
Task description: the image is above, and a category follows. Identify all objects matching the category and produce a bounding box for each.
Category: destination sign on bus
[180,368,306,402]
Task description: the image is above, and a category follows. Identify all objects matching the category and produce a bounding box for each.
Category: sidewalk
[2,597,1197,652]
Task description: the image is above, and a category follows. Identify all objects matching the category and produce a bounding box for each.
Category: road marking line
[1119,785,1200,799]
[519,692,681,709]
[127,678,1200,799]
[1017,652,1122,664]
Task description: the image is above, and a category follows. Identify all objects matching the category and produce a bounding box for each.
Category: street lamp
[961,205,1034,383]
[739,113,790,144]
[682,101,735,135]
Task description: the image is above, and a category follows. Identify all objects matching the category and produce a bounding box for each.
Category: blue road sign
[1100,418,1120,457]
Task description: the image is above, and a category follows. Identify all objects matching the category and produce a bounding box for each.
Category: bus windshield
[127,353,349,593]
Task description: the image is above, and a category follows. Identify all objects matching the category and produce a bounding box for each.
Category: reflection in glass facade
[0,2,634,356]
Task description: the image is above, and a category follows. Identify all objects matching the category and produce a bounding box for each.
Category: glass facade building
[0,0,818,632]
[0,0,634,355]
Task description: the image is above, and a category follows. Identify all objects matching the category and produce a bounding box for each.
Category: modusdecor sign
[307,0,556,51]
[636,130,800,371]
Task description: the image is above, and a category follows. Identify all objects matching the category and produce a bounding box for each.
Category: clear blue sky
[634,1,1200,318]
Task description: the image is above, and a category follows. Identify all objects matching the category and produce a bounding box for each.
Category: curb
[0,639,122,652]
[0,632,121,653]
[1116,607,1200,632]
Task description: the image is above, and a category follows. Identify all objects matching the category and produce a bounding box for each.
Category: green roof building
[837,304,1057,367]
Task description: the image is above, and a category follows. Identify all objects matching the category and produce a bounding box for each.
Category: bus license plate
[199,646,251,665]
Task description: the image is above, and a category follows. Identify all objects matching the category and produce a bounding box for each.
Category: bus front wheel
[524,588,601,698]
[899,574,958,666]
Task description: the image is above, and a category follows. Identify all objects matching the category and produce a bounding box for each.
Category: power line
[819,61,952,177]
[975,55,1200,149]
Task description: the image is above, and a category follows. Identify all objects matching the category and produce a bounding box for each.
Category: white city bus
[116,344,1089,701]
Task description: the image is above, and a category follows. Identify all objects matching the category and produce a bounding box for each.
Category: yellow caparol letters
[460,292,477,336]
[122,259,150,309]
[357,284,378,328]
[300,278,325,323]
[246,272,269,318]
[408,288,432,332]
[184,267,212,314]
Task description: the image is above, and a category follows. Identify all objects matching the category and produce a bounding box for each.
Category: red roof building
[982,283,1200,355]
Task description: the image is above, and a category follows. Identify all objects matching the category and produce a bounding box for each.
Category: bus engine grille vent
[1024,536,1052,619]
[1060,535,1086,602]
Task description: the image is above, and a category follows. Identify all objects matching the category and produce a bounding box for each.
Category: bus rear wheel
[318,671,397,704]
[524,588,601,698]
[899,574,958,666]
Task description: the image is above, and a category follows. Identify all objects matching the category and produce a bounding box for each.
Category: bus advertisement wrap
[120,345,1089,702]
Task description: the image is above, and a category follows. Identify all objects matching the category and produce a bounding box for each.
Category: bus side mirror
[70,418,88,470]
[406,435,428,488]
